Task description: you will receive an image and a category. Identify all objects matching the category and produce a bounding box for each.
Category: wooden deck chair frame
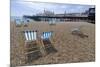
[23,30,42,63]
[40,31,57,54]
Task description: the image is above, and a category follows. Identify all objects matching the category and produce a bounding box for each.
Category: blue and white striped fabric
[41,32,53,39]
[15,19,22,25]
[24,31,37,41]
[49,19,56,24]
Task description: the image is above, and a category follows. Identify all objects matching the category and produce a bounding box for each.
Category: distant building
[88,8,95,23]
[23,8,95,23]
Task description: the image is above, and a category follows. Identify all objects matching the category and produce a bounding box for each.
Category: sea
[10,16,23,21]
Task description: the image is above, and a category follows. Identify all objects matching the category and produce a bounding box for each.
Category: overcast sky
[11,0,95,17]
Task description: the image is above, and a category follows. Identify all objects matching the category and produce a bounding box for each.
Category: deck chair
[41,31,57,54]
[15,19,22,27]
[22,18,29,27]
[48,19,56,25]
[24,30,42,63]
[23,21,28,27]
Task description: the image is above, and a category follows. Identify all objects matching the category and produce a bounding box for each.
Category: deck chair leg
[38,39,47,56]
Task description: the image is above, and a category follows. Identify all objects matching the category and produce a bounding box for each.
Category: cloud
[11,0,94,16]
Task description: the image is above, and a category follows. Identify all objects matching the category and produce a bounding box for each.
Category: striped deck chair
[24,30,42,63]
[48,19,56,25]
[41,31,57,54]
[22,18,29,27]
[15,19,22,27]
